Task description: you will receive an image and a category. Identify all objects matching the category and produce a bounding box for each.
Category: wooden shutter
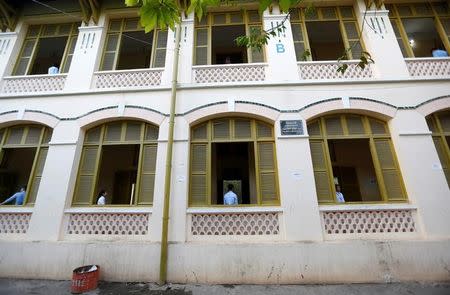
[138,144,157,204]
[310,140,334,203]
[100,34,120,70]
[190,144,208,205]
[27,147,48,204]
[433,137,450,187]
[13,39,37,75]
[248,25,264,63]
[194,28,208,65]
[257,142,278,204]
[153,30,167,68]
[373,139,406,201]
[73,146,99,204]
[291,23,307,61]
[343,21,362,59]
[62,35,77,73]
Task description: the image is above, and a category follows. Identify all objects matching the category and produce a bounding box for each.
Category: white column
[161,13,195,85]
[0,21,27,79]
[64,21,106,91]
[27,121,83,241]
[354,0,409,79]
[275,114,323,241]
[263,8,299,82]
[389,110,450,238]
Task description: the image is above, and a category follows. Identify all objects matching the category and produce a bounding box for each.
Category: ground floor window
[0,125,51,205]
[308,114,407,204]
[189,118,279,206]
[72,121,158,206]
[427,110,450,187]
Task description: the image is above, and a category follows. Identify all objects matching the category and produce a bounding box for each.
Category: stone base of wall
[0,240,449,283]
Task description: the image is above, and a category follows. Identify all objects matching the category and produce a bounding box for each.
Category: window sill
[187,206,282,214]
[0,206,34,213]
[65,207,152,214]
[319,203,417,212]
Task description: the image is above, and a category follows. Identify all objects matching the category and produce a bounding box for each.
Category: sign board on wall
[280,120,304,135]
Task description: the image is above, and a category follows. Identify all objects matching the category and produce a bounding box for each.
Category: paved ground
[0,279,449,295]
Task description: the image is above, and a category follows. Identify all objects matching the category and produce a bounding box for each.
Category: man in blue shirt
[432,48,449,57]
[223,183,238,205]
[1,186,26,205]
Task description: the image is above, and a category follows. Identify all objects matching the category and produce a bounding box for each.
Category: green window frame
[194,10,265,65]
[13,23,79,76]
[426,111,450,187]
[72,121,159,206]
[307,114,407,204]
[99,18,168,71]
[290,6,365,61]
[189,118,280,206]
[386,2,450,57]
[0,125,52,205]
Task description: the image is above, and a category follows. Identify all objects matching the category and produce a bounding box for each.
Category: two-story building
[0,0,449,283]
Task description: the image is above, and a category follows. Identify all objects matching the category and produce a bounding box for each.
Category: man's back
[224,191,238,205]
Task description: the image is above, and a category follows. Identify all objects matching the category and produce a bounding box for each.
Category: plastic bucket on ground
[71,265,100,294]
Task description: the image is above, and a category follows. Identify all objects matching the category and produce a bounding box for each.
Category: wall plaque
[280,120,303,135]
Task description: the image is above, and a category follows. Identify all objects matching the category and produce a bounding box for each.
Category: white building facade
[0,0,449,283]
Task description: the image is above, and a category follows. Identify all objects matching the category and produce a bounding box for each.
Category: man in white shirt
[335,185,345,203]
[48,63,59,75]
[223,183,238,205]
[97,190,107,205]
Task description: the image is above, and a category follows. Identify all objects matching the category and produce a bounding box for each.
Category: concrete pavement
[0,279,449,295]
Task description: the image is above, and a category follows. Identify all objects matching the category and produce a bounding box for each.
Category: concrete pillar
[275,113,323,241]
[354,0,410,79]
[27,121,83,241]
[0,21,27,79]
[389,110,450,238]
[64,18,106,91]
[263,8,299,82]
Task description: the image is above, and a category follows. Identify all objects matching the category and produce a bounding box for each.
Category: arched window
[0,125,52,205]
[307,114,407,204]
[189,118,279,206]
[427,110,450,187]
[72,121,159,206]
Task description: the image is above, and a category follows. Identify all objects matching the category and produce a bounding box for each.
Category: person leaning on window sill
[0,186,26,205]
[48,63,59,75]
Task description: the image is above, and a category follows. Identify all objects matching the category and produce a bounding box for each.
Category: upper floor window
[13,23,79,76]
[308,114,407,204]
[194,11,265,65]
[427,110,450,187]
[99,18,168,71]
[0,125,52,205]
[189,118,279,206]
[290,6,364,61]
[387,2,450,57]
[72,121,159,206]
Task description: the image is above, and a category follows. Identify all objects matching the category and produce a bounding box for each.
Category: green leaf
[258,0,272,15]
[279,0,291,13]
[125,0,140,6]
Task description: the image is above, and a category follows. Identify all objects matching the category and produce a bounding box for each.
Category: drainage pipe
[159,22,182,284]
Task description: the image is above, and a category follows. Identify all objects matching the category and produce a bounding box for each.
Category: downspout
[159,22,182,285]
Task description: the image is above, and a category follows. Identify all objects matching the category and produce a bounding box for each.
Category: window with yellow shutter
[307,114,407,204]
[189,118,279,206]
[427,110,450,187]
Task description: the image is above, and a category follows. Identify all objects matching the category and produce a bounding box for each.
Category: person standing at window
[223,183,238,205]
[48,63,59,75]
[0,186,26,205]
[96,189,107,205]
[431,48,449,57]
[335,185,345,203]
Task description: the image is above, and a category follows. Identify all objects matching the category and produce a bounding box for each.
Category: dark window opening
[116,31,153,70]
[212,25,247,64]
[0,148,36,203]
[402,18,444,57]
[211,142,256,204]
[328,139,382,202]
[30,37,67,75]
[96,145,139,205]
[306,21,345,60]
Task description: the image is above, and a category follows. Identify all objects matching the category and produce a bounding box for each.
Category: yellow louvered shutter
[234,119,252,139]
[325,117,343,136]
[190,144,208,205]
[213,120,230,139]
[6,127,24,145]
[73,146,99,204]
[27,147,48,204]
[307,121,321,136]
[248,25,264,63]
[14,39,37,75]
[343,21,363,59]
[310,140,333,203]
[153,30,167,68]
[257,122,273,138]
[61,35,77,73]
[373,139,406,201]
[432,137,450,187]
[192,123,207,140]
[257,142,278,204]
[100,34,120,70]
[104,122,122,142]
[291,23,307,61]
[194,28,208,65]
[25,127,42,144]
[138,144,157,204]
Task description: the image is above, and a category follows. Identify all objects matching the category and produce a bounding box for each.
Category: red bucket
[71,265,100,294]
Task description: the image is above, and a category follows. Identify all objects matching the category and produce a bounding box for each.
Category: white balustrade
[193,63,267,83]
[298,61,373,80]
[405,58,450,77]
[93,68,163,89]
[2,74,67,94]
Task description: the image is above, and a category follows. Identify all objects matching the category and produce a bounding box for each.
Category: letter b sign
[276,43,285,53]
